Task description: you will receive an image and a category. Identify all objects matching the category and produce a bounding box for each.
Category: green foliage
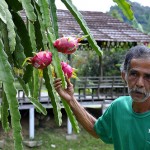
[72,49,101,76]
[21,0,36,21]
[43,67,62,126]
[61,0,103,57]
[1,1,16,53]
[0,0,105,150]
[5,0,22,12]
[109,0,150,33]
[113,0,134,20]
[102,47,127,76]
[0,0,134,149]
[72,44,130,77]
[0,38,23,149]
[1,92,10,132]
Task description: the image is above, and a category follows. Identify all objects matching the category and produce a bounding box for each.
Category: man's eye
[145,74,150,81]
[129,71,137,77]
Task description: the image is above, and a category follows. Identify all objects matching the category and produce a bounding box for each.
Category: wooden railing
[0,76,129,108]
[73,76,128,101]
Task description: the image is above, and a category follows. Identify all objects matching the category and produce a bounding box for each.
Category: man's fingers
[54,78,62,89]
[55,84,62,91]
[54,78,61,84]
[65,74,71,86]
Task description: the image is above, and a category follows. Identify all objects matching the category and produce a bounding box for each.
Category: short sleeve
[94,105,113,144]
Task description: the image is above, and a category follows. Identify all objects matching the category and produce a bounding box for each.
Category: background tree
[109,0,150,33]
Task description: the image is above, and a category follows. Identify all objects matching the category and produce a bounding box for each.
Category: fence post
[67,117,72,134]
[29,107,35,139]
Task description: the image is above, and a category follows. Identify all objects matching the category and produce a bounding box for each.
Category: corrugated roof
[57,9,150,43]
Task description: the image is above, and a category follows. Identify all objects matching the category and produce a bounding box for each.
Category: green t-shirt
[94,96,150,150]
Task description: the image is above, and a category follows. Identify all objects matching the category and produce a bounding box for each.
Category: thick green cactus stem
[61,0,103,57]
[113,0,134,20]
[0,39,23,150]
[0,1,16,53]
[43,67,62,126]
[21,0,37,21]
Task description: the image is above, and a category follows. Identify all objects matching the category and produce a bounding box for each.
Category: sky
[55,0,150,13]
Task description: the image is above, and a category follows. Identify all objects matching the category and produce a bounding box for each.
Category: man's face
[124,58,150,102]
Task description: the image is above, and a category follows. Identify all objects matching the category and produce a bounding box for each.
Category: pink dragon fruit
[61,62,76,78]
[27,51,52,69]
[53,35,88,54]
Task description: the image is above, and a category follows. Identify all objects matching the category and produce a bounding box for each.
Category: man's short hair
[120,45,150,72]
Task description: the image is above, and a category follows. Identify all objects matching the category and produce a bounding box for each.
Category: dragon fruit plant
[61,62,77,78]
[24,51,52,70]
[53,35,88,54]
[0,0,132,149]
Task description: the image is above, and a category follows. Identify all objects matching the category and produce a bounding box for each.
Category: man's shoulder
[109,96,132,114]
[114,96,131,102]
[111,96,131,106]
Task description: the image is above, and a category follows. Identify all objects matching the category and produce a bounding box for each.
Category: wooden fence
[0,76,128,108]
[72,76,128,102]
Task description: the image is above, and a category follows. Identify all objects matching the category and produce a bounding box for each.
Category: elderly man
[54,45,150,150]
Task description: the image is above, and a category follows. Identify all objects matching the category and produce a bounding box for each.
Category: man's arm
[54,77,99,138]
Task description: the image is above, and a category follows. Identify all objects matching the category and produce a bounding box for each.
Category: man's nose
[136,77,144,87]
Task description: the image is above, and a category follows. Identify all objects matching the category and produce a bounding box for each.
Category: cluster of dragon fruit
[25,36,85,78]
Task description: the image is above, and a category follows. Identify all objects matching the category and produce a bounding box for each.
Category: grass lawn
[0,109,114,150]
[33,127,113,150]
[1,127,113,150]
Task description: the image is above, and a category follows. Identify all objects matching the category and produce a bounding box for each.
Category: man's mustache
[129,88,146,95]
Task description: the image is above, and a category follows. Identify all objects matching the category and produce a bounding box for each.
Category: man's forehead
[131,58,150,64]
[129,58,150,72]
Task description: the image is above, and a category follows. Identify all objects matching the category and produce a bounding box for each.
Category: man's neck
[132,99,150,113]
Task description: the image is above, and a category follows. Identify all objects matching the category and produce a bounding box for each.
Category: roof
[20,9,150,43]
[57,9,150,43]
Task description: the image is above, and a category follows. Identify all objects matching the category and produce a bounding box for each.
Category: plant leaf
[1,91,10,132]
[37,0,53,30]
[1,0,16,53]
[33,20,45,50]
[3,82,23,150]
[33,1,48,50]
[132,18,144,32]
[0,4,6,24]
[13,34,26,68]
[0,39,14,83]
[11,11,33,83]
[43,67,62,126]
[33,68,39,99]
[28,97,47,115]
[17,76,29,96]
[17,76,47,115]
[5,0,23,12]
[28,21,37,51]
[47,32,80,133]
[20,0,36,21]
[48,0,59,39]
[113,0,134,20]
[0,39,23,149]
[0,20,14,65]
[61,0,103,56]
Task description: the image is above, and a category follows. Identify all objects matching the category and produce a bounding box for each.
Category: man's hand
[54,76,98,138]
[53,76,74,102]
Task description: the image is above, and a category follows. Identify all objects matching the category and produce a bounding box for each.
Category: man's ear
[121,72,126,84]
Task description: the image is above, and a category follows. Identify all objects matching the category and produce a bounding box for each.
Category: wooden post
[67,117,72,134]
[29,107,35,139]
